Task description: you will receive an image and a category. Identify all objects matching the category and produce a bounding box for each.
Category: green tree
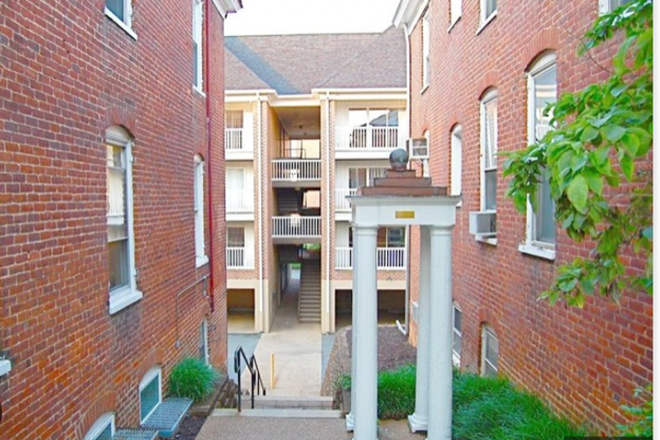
[503,0,653,307]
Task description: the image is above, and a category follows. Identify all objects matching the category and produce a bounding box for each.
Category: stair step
[253,396,333,409]
[211,408,342,418]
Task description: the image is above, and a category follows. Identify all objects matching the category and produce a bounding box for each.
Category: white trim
[193,0,204,90]
[392,0,429,31]
[476,9,497,35]
[212,0,241,16]
[480,90,498,214]
[139,366,162,424]
[476,235,497,246]
[452,303,462,367]
[194,155,207,267]
[518,242,556,260]
[193,86,207,98]
[450,125,462,202]
[480,325,498,377]
[104,6,137,40]
[109,286,143,314]
[450,0,462,29]
[200,319,210,365]
[83,412,115,440]
[422,12,430,89]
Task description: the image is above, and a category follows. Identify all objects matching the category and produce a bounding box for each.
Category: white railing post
[272,216,321,238]
[335,188,357,211]
[225,128,244,150]
[272,160,321,181]
[376,248,405,270]
[335,247,353,269]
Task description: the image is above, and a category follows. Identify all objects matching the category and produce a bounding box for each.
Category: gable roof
[225,26,406,94]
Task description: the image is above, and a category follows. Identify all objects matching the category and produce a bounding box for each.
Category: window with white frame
[599,0,632,14]
[452,303,462,367]
[450,0,462,26]
[522,53,557,257]
[139,366,162,424]
[422,12,430,88]
[348,226,405,248]
[83,412,115,440]
[480,0,497,25]
[348,167,387,189]
[105,0,134,35]
[194,155,207,266]
[481,325,498,378]
[450,125,462,198]
[192,0,204,90]
[481,90,498,212]
[227,227,245,268]
[107,127,141,314]
[199,319,209,365]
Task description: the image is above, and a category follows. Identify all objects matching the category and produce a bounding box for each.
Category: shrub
[618,384,653,437]
[377,364,416,419]
[168,358,219,402]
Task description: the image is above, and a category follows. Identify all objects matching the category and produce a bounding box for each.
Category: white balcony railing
[335,188,357,211]
[272,160,322,181]
[272,216,321,238]
[226,189,254,212]
[225,128,244,150]
[335,127,404,151]
[227,247,254,269]
[335,247,406,270]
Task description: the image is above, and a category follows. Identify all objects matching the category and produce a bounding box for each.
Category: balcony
[272,216,321,244]
[335,247,406,270]
[335,127,405,159]
[335,188,356,221]
[226,189,254,221]
[225,128,254,160]
[272,159,322,187]
[227,247,254,269]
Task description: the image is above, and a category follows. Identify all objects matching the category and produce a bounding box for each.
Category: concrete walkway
[242,287,322,396]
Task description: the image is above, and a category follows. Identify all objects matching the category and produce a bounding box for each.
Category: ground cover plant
[169,357,219,402]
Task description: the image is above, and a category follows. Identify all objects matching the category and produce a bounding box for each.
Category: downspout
[204,0,216,311]
[257,93,264,329]
[325,91,331,332]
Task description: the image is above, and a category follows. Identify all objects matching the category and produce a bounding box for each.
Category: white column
[353,225,378,440]
[426,226,453,440]
[346,226,358,431]
[408,226,430,432]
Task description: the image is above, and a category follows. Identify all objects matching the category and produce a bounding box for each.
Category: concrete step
[253,395,333,410]
[211,408,342,419]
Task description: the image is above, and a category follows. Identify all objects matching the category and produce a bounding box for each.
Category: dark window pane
[109,240,129,290]
[453,307,462,332]
[140,375,160,422]
[106,0,124,21]
[97,423,113,440]
[535,170,556,243]
[193,42,199,87]
[453,331,462,355]
[484,169,497,210]
[486,0,497,16]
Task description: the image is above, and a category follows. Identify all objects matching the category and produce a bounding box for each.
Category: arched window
[480,89,498,213]
[139,366,162,423]
[83,412,114,440]
[452,302,462,367]
[194,155,207,266]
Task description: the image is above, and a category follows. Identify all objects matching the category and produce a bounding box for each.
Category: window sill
[476,11,497,35]
[196,255,209,268]
[0,359,11,377]
[193,86,206,98]
[476,235,497,246]
[109,286,143,315]
[105,8,138,40]
[420,84,430,95]
[447,16,461,33]
[518,242,556,261]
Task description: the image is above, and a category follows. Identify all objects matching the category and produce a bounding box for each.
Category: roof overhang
[212,0,242,17]
[225,89,277,102]
[312,88,407,101]
[392,0,429,33]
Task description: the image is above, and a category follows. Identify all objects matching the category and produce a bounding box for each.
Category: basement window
[83,412,115,440]
[140,367,162,424]
[481,325,499,378]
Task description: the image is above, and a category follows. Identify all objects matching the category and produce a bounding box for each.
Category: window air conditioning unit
[469,211,496,237]
[407,138,429,160]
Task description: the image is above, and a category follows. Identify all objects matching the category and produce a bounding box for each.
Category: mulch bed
[174,415,206,440]
[346,325,417,371]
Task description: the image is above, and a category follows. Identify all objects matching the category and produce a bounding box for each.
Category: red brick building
[394,0,652,433]
[0,0,240,438]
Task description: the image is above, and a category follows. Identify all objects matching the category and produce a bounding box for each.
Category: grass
[338,365,589,439]
[168,358,220,402]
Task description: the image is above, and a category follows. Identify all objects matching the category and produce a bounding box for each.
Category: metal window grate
[113,429,158,440]
[141,398,193,439]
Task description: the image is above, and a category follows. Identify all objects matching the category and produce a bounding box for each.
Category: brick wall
[406,0,652,433]
[0,0,229,437]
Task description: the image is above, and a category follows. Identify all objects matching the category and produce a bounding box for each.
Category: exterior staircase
[276,188,300,215]
[298,258,321,323]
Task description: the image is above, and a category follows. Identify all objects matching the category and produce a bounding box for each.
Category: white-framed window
[422,12,430,88]
[480,0,497,26]
[192,0,204,91]
[107,126,142,314]
[520,53,557,260]
[83,412,115,440]
[450,0,462,27]
[450,125,462,199]
[599,0,632,14]
[480,90,498,212]
[194,155,208,267]
[348,167,387,189]
[139,366,162,424]
[452,303,462,367]
[199,319,209,365]
[105,0,136,39]
[481,325,498,378]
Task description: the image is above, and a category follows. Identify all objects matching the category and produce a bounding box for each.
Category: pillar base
[408,413,428,432]
[346,413,354,432]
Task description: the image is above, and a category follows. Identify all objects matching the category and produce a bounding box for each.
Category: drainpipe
[257,93,264,330]
[325,91,332,332]
[400,23,412,335]
[204,0,216,311]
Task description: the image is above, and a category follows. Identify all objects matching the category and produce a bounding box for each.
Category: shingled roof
[225,26,406,94]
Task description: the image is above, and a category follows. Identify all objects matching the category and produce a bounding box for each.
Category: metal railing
[226,189,254,212]
[335,188,357,211]
[272,159,321,181]
[225,128,245,150]
[234,346,266,412]
[335,247,406,270]
[335,126,403,151]
[272,216,321,238]
[227,247,254,269]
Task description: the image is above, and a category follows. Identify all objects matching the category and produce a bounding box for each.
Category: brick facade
[0,0,234,437]
[401,0,652,433]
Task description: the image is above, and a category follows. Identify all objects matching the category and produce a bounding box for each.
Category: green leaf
[567,175,589,212]
[580,126,600,142]
[620,133,640,157]
[583,169,604,196]
[602,125,626,142]
[620,154,634,181]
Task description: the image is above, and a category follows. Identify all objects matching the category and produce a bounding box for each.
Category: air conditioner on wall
[406,138,429,160]
[468,211,497,237]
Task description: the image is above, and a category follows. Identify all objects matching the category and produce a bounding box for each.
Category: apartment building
[224,28,409,333]
[0,0,239,438]
[394,0,652,433]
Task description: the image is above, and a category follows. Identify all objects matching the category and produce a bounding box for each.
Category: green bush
[377,364,416,419]
[168,358,219,402]
[618,384,653,437]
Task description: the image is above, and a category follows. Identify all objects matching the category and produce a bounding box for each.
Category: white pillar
[347,226,358,431]
[408,226,430,432]
[353,225,378,440]
[426,226,453,440]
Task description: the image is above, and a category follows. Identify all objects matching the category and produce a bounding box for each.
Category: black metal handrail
[234,346,266,412]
